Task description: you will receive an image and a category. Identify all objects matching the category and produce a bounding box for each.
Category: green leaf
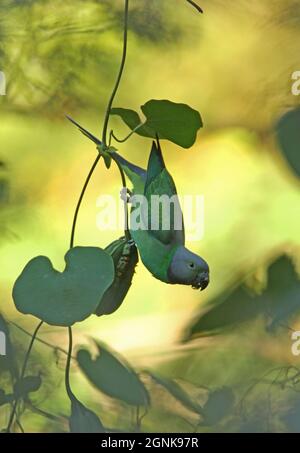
[111,108,150,135]
[111,99,203,148]
[202,387,235,426]
[184,255,300,339]
[13,247,115,327]
[69,395,105,433]
[147,372,203,415]
[142,100,203,148]
[77,341,149,407]
[276,107,300,178]
[14,375,41,397]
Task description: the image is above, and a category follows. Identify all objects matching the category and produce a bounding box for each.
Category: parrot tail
[65,115,102,146]
[66,115,147,188]
[111,152,147,180]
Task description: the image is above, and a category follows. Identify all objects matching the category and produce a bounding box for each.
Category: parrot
[67,116,209,290]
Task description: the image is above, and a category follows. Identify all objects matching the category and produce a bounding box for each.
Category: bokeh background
[0,0,300,433]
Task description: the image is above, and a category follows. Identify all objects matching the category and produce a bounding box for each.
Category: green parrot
[67,116,209,290]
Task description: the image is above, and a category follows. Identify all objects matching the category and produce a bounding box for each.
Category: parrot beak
[192,271,209,291]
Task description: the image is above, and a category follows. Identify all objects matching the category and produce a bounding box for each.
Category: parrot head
[168,246,209,290]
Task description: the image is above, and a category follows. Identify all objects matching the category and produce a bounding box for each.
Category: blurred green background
[0,0,300,433]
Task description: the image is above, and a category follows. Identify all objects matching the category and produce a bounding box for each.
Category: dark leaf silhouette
[69,394,105,433]
[185,255,300,338]
[202,387,235,426]
[13,247,114,326]
[265,256,300,331]
[276,107,300,178]
[146,372,203,415]
[185,286,262,338]
[77,341,149,407]
[14,375,41,398]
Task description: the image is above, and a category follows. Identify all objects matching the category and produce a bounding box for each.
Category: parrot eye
[189,262,195,269]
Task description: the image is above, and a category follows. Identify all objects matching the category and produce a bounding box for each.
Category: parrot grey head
[168,246,209,290]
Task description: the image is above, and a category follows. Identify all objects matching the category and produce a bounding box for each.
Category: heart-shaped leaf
[69,394,105,433]
[111,99,203,148]
[111,108,151,136]
[13,247,114,327]
[276,107,300,178]
[77,341,149,407]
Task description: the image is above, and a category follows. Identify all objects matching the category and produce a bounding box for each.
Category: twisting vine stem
[69,154,101,249]
[6,320,43,433]
[69,0,130,247]
[102,0,129,146]
[109,122,144,145]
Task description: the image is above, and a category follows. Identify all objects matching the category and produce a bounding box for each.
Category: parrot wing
[113,149,179,282]
[144,140,185,245]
